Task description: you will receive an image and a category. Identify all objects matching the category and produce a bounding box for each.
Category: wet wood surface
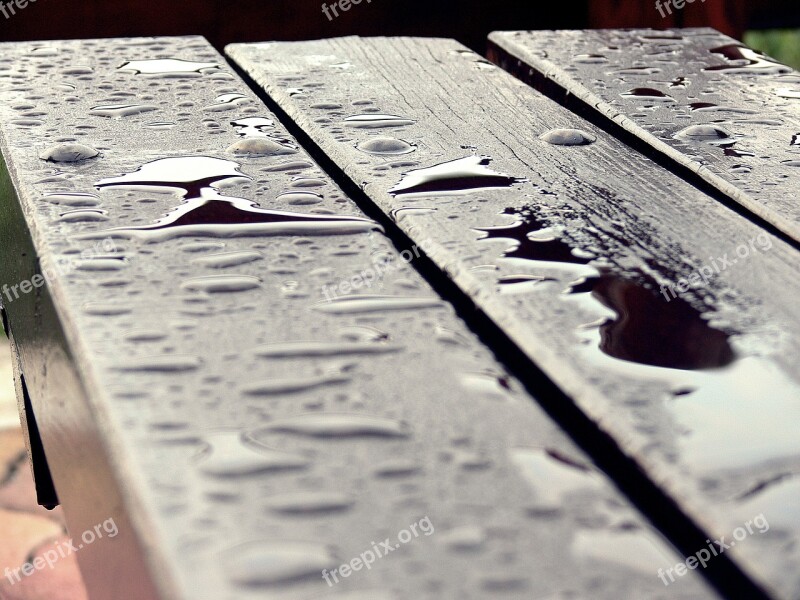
[228,35,800,599]
[489,28,800,242]
[0,36,718,600]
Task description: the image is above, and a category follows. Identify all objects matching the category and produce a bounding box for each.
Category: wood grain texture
[489,28,800,242]
[0,37,712,600]
[228,36,800,599]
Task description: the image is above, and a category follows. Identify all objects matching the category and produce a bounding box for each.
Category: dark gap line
[228,55,771,600]
[486,40,800,254]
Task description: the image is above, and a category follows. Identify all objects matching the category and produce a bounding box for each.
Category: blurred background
[0,0,798,67]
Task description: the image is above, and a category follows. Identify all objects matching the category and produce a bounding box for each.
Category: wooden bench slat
[0,36,715,599]
[488,27,800,243]
[228,36,800,599]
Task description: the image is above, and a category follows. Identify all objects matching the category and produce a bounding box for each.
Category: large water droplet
[390,156,525,197]
[117,58,219,75]
[539,128,596,146]
[356,137,416,155]
[222,541,337,587]
[181,275,261,293]
[39,143,99,163]
[197,432,309,477]
[89,104,157,119]
[253,413,411,439]
[705,45,791,75]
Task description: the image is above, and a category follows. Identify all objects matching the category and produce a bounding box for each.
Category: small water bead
[356,137,416,155]
[252,340,402,358]
[241,373,350,397]
[231,117,274,137]
[278,192,323,206]
[203,93,248,112]
[314,295,444,314]
[58,209,109,223]
[344,114,415,129]
[539,128,597,146]
[197,432,309,477]
[188,251,262,270]
[39,143,99,163]
[181,275,261,293]
[42,192,100,207]
[222,541,337,587]
[620,88,675,101]
[116,354,202,372]
[263,491,354,515]
[89,104,157,118]
[252,413,411,439]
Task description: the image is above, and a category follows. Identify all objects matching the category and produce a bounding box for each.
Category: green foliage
[744,29,800,70]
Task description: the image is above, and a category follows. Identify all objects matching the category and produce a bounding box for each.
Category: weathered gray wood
[0,37,716,600]
[488,28,800,242]
[228,36,800,599]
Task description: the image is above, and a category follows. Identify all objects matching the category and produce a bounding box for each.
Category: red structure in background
[0,0,797,50]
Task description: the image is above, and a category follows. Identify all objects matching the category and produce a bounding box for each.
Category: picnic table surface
[0,28,797,600]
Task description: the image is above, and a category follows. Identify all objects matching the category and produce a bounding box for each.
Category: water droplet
[116,355,202,372]
[191,251,263,268]
[776,88,800,100]
[253,414,411,439]
[314,295,443,314]
[117,58,219,75]
[144,121,176,130]
[264,491,354,515]
[373,459,422,478]
[226,138,297,157]
[39,143,99,163]
[390,156,525,197]
[58,209,108,223]
[438,526,487,552]
[705,45,791,74]
[43,192,100,207]
[222,541,337,587]
[356,137,416,155]
[89,104,157,118]
[674,124,735,145]
[621,88,675,101]
[572,54,607,64]
[344,114,415,129]
[539,128,596,146]
[204,93,248,112]
[83,302,131,316]
[231,117,274,137]
[278,191,323,206]
[511,447,602,508]
[253,340,402,358]
[241,373,350,396]
[197,432,309,477]
[181,275,261,293]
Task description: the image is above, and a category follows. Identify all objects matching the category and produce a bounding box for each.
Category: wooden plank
[227,36,800,599]
[0,37,715,599]
[488,28,800,242]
